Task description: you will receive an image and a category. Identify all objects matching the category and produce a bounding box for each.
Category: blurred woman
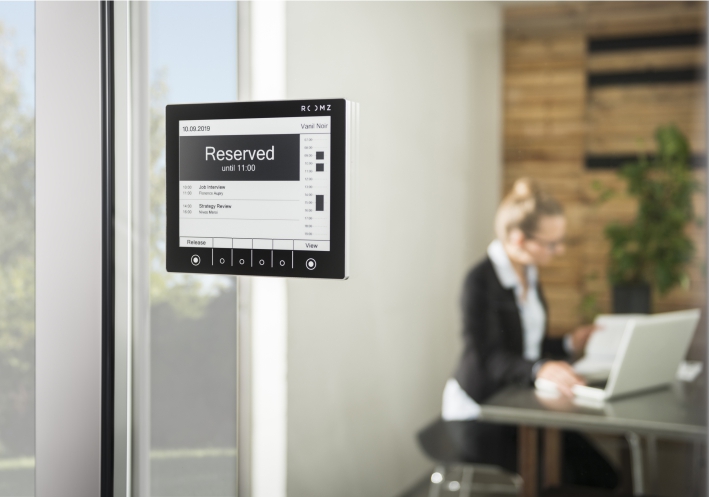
[443,178,618,488]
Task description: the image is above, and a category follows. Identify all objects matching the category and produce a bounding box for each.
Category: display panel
[166,99,356,279]
[179,116,332,252]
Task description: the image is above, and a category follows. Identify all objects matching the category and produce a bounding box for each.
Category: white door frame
[36,2,105,496]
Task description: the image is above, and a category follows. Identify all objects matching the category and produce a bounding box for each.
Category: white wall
[285,3,502,496]
[249,4,289,497]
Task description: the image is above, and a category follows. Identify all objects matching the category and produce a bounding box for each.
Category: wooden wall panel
[504,22,586,333]
[587,47,706,72]
[586,2,705,37]
[588,85,706,155]
[503,1,707,337]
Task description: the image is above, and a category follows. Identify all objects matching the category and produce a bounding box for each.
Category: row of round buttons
[191,253,316,270]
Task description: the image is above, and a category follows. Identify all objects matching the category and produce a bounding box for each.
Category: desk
[478,382,707,497]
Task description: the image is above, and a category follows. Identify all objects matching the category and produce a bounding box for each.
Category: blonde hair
[495,178,563,241]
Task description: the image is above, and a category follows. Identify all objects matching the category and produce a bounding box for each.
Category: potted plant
[603,125,698,314]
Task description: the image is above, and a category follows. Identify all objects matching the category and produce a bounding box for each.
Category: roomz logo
[301,104,331,112]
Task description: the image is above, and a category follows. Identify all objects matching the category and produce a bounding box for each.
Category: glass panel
[0,4,34,496]
[149,2,238,496]
[281,3,708,497]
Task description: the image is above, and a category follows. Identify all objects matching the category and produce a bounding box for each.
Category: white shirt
[442,240,547,421]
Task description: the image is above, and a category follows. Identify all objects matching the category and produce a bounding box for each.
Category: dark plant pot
[612,283,651,314]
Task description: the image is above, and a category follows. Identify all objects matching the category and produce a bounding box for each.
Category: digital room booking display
[166,99,357,279]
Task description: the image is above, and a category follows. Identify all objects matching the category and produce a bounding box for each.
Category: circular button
[191,255,201,266]
[239,258,245,265]
[220,257,226,264]
[280,260,286,267]
[259,259,265,266]
[306,258,316,270]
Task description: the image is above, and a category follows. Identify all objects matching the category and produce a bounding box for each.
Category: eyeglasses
[527,235,566,251]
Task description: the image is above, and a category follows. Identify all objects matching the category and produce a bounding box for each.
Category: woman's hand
[537,361,585,397]
[570,324,598,354]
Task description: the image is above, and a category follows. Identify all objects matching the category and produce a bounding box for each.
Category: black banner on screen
[179,134,300,181]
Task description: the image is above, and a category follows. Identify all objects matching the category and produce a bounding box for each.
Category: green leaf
[602,124,699,295]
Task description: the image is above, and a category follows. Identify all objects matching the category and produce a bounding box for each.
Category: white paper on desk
[573,314,645,378]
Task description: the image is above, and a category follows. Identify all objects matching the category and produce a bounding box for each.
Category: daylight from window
[0,3,34,496]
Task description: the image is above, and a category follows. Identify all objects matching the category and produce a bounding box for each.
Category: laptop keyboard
[587,379,608,389]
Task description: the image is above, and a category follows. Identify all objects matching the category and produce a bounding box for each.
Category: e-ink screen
[178,116,332,252]
[166,98,355,279]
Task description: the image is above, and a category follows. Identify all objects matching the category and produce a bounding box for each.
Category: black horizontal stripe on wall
[589,31,704,53]
[586,154,706,170]
[588,67,705,87]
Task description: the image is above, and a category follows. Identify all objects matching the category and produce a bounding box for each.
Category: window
[147,3,238,496]
[0,4,34,496]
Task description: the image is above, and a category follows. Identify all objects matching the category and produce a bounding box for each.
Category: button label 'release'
[181,237,213,248]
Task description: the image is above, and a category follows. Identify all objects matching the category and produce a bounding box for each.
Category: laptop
[571,309,700,401]
[571,313,647,382]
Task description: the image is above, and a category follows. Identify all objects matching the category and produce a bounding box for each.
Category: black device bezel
[166,99,347,279]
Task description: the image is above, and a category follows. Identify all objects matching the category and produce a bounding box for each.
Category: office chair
[417,418,655,497]
[416,418,521,497]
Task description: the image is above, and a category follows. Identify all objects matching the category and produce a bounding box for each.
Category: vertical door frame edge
[237,3,253,497]
[129,1,151,496]
[112,1,135,496]
[100,2,117,495]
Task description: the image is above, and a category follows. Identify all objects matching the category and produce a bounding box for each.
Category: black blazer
[454,257,568,404]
